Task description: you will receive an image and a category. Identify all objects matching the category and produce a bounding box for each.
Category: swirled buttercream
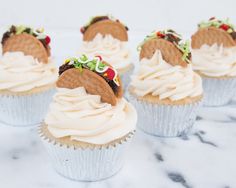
[130,50,203,101]
[0,52,57,92]
[192,44,236,77]
[45,87,137,144]
[79,34,131,71]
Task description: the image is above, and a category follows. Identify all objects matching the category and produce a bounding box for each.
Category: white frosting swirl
[45,87,137,145]
[130,51,203,101]
[0,52,57,92]
[79,33,131,71]
[192,44,236,77]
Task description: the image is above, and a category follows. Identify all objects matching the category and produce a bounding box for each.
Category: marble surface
[0,31,236,188]
[1,99,236,188]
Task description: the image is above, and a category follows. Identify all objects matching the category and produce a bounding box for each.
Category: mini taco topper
[192,17,236,48]
[81,15,128,41]
[138,29,191,66]
[2,25,51,50]
[57,55,123,105]
[2,25,51,63]
[81,15,129,33]
[59,55,120,86]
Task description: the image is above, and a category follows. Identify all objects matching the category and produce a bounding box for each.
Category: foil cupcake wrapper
[120,65,134,91]
[0,88,55,126]
[201,77,236,107]
[39,129,134,181]
[128,93,202,137]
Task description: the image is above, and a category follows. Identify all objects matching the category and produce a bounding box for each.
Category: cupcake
[191,17,236,106]
[39,55,137,181]
[128,29,203,137]
[79,15,133,89]
[0,25,57,126]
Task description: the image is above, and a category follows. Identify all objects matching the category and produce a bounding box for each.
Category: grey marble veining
[1,99,236,188]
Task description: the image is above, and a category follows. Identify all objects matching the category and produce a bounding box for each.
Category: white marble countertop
[0,31,236,188]
[1,100,236,188]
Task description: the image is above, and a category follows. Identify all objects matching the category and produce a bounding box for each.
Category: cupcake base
[128,91,202,137]
[201,76,236,107]
[0,86,55,126]
[39,124,133,181]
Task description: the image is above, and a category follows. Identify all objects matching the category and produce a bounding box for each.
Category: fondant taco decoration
[1,25,51,63]
[192,17,236,49]
[57,55,123,105]
[138,29,191,67]
[81,15,128,41]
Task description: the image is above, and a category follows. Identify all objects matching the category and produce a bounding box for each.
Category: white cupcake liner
[0,88,55,126]
[128,93,202,137]
[39,129,134,181]
[120,65,134,91]
[201,77,236,107]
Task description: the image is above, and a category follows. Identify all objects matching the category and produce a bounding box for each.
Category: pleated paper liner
[197,71,236,106]
[127,88,203,137]
[0,84,55,126]
[39,124,135,181]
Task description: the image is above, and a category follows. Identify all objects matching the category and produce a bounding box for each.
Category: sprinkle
[209,17,216,21]
[45,36,51,45]
[198,17,235,33]
[81,15,128,33]
[113,76,120,86]
[36,28,44,33]
[80,54,88,62]
[95,55,102,61]
[80,27,85,34]
[63,55,120,87]
[104,67,115,80]
[219,24,230,31]
[156,31,165,38]
[65,59,70,64]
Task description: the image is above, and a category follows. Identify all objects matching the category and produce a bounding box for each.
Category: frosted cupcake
[191,17,236,106]
[128,29,203,137]
[39,55,137,181]
[0,25,57,126]
[79,15,133,89]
